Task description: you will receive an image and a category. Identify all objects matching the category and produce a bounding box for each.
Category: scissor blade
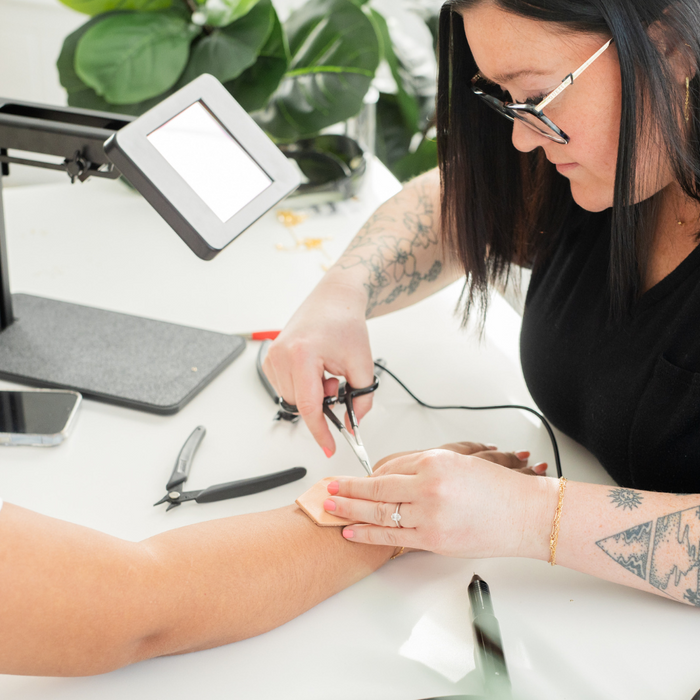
[338,426,373,476]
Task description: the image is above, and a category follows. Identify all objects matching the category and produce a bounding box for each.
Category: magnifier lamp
[0,74,300,414]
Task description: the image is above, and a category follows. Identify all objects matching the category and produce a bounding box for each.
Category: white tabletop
[0,160,697,700]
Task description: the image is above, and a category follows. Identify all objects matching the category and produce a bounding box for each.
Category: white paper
[399,585,476,683]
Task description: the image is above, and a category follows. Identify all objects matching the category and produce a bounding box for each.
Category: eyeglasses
[470,39,613,145]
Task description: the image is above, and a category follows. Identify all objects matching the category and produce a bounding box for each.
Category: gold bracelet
[391,546,406,560]
[549,477,568,566]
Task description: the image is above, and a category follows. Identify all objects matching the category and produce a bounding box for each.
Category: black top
[520,212,700,493]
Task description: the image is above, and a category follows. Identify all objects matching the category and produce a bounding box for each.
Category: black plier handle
[155,467,307,511]
[154,426,307,511]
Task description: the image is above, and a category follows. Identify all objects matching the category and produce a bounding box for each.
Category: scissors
[154,426,307,511]
[280,376,380,477]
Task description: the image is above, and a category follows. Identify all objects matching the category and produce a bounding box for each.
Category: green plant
[56,0,438,180]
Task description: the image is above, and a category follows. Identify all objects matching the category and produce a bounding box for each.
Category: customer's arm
[0,503,392,677]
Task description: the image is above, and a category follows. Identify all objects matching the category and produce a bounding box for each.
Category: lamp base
[0,294,245,414]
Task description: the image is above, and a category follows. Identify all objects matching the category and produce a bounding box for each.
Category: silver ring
[391,502,403,528]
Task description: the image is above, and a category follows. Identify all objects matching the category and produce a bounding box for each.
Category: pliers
[154,426,307,511]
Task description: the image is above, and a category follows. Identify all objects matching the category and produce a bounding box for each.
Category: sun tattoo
[608,488,644,511]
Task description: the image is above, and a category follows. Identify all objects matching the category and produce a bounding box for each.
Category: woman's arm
[263,168,463,453]
[555,481,700,606]
[0,503,392,677]
[329,167,463,320]
[323,451,700,607]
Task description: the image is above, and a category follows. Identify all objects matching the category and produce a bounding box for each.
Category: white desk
[1,160,698,699]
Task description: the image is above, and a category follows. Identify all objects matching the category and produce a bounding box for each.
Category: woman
[263,0,700,607]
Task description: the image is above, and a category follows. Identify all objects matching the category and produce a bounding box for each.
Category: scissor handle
[280,375,380,417]
[322,402,345,431]
[343,376,380,399]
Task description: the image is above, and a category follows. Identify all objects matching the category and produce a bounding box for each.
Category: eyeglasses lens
[471,83,567,145]
[477,93,515,122]
[511,111,567,144]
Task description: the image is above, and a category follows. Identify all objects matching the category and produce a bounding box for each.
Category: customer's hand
[263,279,373,457]
[323,447,556,560]
[372,441,548,476]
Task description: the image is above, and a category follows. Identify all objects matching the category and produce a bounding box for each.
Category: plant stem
[184,0,214,35]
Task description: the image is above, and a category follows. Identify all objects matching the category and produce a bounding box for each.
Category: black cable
[373,361,563,478]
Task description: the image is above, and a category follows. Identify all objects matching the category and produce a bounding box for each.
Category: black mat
[0,294,245,414]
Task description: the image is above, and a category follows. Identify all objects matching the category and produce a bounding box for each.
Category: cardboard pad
[296,477,356,527]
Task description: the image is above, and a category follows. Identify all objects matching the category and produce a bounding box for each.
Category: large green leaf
[224,4,288,112]
[368,8,419,132]
[59,0,172,15]
[180,0,273,85]
[58,14,177,114]
[75,12,199,104]
[256,0,379,140]
[391,137,437,182]
[196,0,261,28]
[57,13,157,113]
[374,93,412,168]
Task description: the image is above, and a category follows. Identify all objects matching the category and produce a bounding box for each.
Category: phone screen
[0,391,80,435]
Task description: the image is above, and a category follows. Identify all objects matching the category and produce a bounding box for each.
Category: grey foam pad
[0,294,246,414]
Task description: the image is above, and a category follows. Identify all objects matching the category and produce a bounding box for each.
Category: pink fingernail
[516,451,530,461]
[534,462,547,473]
[323,447,333,458]
[486,444,498,450]
[323,499,336,512]
[327,481,339,495]
[343,529,354,539]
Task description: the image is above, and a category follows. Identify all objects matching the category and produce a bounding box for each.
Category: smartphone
[0,390,82,446]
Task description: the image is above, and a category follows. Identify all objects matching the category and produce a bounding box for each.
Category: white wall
[0,0,85,105]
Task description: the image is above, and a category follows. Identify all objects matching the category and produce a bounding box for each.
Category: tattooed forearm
[608,488,644,510]
[596,506,700,606]
[336,177,446,317]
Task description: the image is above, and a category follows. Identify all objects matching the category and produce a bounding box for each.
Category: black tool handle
[166,425,206,491]
[195,466,307,503]
[256,340,280,403]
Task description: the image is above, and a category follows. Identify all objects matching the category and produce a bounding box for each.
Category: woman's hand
[263,279,374,457]
[323,447,557,560]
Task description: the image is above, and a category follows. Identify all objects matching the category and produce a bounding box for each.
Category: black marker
[468,574,511,698]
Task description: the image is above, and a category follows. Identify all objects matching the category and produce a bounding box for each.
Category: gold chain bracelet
[549,477,568,566]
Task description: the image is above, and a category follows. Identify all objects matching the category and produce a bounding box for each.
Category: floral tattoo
[337,178,442,317]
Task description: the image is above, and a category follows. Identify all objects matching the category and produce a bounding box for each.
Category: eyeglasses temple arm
[537,38,613,111]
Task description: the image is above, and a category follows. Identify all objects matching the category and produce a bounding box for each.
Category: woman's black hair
[438,0,700,321]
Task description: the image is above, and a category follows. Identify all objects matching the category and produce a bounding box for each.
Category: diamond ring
[391,503,403,528]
